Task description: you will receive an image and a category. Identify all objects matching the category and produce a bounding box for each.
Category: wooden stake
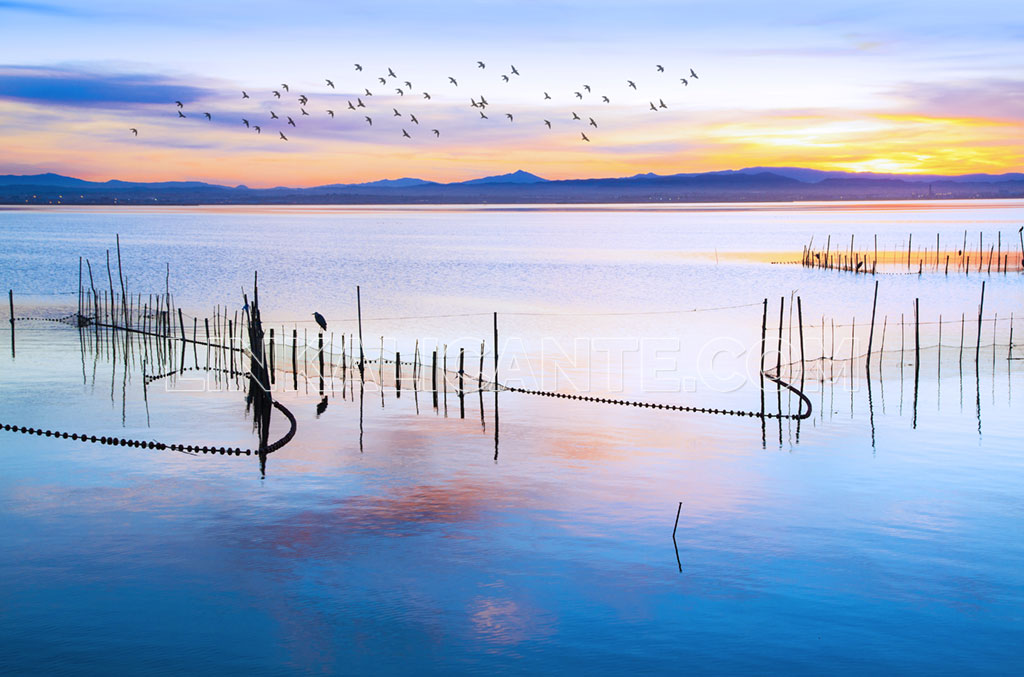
[867,279,879,365]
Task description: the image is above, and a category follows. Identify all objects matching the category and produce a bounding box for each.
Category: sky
[0,0,1022,186]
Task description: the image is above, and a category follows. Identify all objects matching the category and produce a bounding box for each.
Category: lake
[1,201,1022,673]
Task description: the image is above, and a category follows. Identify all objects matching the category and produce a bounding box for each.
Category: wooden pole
[292,328,298,390]
[116,234,129,327]
[493,312,499,384]
[459,347,465,396]
[797,296,805,392]
[432,349,438,393]
[269,328,275,383]
[178,307,186,343]
[867,279,879,365]
[8,289,14,356]
[356,285,365,378]
[318,332,325,380]
[976,280,985,364]
[914,298,920,368]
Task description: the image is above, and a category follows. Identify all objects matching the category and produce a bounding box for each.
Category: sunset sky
[0,0,1021,186]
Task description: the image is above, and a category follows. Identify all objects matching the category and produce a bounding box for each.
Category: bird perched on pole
[313,312,327,332]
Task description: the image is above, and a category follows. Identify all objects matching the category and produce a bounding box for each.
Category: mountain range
[1,168,1022,205]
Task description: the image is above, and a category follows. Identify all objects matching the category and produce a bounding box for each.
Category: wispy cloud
[0,1,86,16]
[0,65,213,108]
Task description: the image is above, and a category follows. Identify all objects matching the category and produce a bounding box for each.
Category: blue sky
[1,0,1021,184]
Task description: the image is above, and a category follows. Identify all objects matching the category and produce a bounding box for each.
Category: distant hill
[1,168,1021,205]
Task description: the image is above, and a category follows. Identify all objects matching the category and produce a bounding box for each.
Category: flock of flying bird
[135,61,700,144]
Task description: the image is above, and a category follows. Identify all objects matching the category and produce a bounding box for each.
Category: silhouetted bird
[242,119,249,128]
[300,108,309,116]
[543,92,551,100]
[404,81,412,89]
[365,116,372,125]
[326,79,335,88]
[326,109,334,117]
[544,119,551,128]
[583,84,591,92]
[656,64,664,72]
[477,61,485,68]
[409,114,419,124]
[602,95,610,103]
[506,113,513,121]
[479,95,489,106]
[130,128,138,136]
[480,111,488,119]
[423,92,432,99]
[281,83,289,91]
[273,90,281,98]
[589,117,597,127]
[177,110,186,118]
[347,101,356,110]
[175,100,183,108]
[378,77,386,85]
[627,80,637,89]
[581,132,590,142]
[575,91,582,99]
[312,312,327,331]
[287,116,296,126]
[511,65,520,75]
[690,68,699,78]
[649,101,658,111]
[279,132,288,140]
[299,95,308,105]
[242,91,249,98]
[432,129,440,137]
[396,88,404,95]
[387,67,396,78]
[680,78,688,86]
[502,74,509,82]
[571,111,581,120]
[449,77,458,86]
[659,98,667,109]
[253,125,260,134]
[393,108,402,117]
[354,63,362,71]
[204,112,211,120]
[270,111,279,119]
[365,88,373,96]
[402,129,411,138]
[357,98,366,107]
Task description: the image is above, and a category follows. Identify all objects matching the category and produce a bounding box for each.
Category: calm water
[0,202,1022,673]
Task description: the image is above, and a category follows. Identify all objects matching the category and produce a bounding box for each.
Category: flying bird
[409,114,419,124]
[477,61,485,68]
[253,125,260,134]
[365,116,372,125]
[354,63,362,71]
[299,95,308,105]
[511,65,520,75]
[281,83,289,91]
[627,80,637,89]
[393,108,402,117]
[649,102,658,111]
[378,77,386,85]
[544,119,551,128]
[203,112,211,120]
[423,92,431,99]
[300,108,309,116]
[279,132,288,140]
[357,98,366,107]
[270,111,279,119]
[571,111,581,120]
[396,88,404,95]
[575,91,582,99]
[470,98,479,108]
[348,101,356,110]
[602,95,610,103]
[287,116,296,126]
[581,132,590,142]
[272,90,281,98]
[690,68,699,78]
[404,80,412,89]
[432,129,439,137]
[387,67,396,78]
[312,312,327,331]
[656,65,664,72]
[129,128,137,136]
[479,95,489,106]
[242,119,249,128]
[543,92,551,100]
[659,98,667,109]
[327,109,335,118]
[402,129,411,138]
[449,77,458,86]
[364,88,373,96]
[177,110,186,118]
[505,113,513,121]
[326,79,335,88]
[175,100,183,108]
[242,91,249,99]
[502,74,509,82]
[589,117,597,127]
[480,111,488,119]
[583,84,591,92]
